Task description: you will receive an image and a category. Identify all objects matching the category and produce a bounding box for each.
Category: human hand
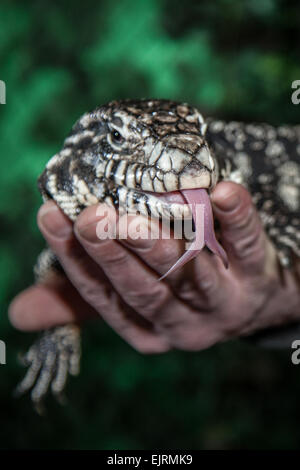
[9,182,300,353]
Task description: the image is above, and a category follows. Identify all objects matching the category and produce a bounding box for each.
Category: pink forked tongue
[159,189,228,281]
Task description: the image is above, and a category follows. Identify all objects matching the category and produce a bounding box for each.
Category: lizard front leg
[15,324,81,413]
[15,248,81,413]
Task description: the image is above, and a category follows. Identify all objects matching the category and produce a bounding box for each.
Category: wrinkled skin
[9,182,300,352]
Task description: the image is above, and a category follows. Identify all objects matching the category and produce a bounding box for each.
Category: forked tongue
[159,188,228,281]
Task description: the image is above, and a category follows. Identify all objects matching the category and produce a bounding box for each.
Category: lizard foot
[14,324,81,413]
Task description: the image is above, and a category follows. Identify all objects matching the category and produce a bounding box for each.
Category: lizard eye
[110,129,124,145]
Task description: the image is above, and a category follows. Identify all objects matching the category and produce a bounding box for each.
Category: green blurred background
[0,0,300,449]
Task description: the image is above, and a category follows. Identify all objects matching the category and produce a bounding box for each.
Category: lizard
[14,98,300,411]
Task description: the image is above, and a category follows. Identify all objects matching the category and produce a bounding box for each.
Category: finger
[211,182,271,274]
[122,224,223,310]
[36,201,170,353]
[9,275,97,331]
[102,210,222,311]
[74,204,201,328]
[119,214,186,282]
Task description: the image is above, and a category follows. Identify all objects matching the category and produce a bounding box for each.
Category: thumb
[211,182,269,274]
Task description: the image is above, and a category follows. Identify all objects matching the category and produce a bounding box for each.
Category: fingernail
[76,221,100,244]
[212,191,240,212]
[119,216,156,250]
[75,204,118,244]
[39,202,72,239]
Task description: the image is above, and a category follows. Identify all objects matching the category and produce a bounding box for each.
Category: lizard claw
[15,324,81,413]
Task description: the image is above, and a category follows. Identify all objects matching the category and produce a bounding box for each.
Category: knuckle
[231,226,265,260]
[197,273,219,298]
[76,281,111,311]
[219,289,265,336]
[97,244,129,268]
[158,241,181,266]
[229,204,256,231]
[126,286,170,319]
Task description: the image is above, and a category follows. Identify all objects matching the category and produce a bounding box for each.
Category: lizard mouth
[40,160,228,278]
[125,186,228,279]
[165,188,228,278]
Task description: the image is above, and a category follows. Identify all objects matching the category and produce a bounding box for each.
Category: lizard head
[39,99,227,277]
[86,98,218,191]
[40,99,219,217]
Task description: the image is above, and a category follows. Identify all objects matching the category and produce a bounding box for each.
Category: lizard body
[15,99,300,409]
